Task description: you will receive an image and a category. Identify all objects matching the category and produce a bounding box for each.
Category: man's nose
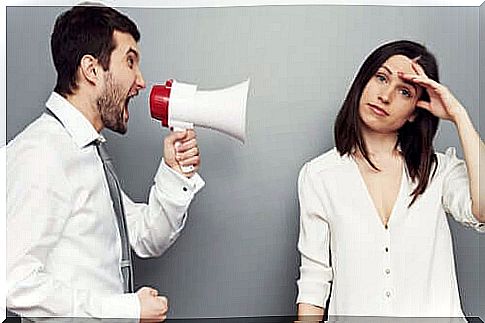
[135,69,146,90]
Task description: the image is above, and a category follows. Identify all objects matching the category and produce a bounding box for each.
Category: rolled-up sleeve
[296,163,334,308]
[124,158,205,258]
[442,147,485,233]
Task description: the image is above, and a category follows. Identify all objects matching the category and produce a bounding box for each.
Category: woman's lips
[367,103,389,116]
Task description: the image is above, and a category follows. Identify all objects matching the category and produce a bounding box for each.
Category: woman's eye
[376,74,387,83]
[400,88,412,97]
[127,57,134,68]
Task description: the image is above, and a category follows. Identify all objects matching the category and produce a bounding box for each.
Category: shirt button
[385,247,389,252]
[183,187,188,192]
[384,224,389,230]
[385,268,391,275]
[385,291,391,298]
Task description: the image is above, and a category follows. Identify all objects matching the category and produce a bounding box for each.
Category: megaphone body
[150,79,249,172]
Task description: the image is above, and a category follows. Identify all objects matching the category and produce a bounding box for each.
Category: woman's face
[358,54,423,134]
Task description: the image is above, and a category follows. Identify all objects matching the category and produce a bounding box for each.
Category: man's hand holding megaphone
[163,128,200,178]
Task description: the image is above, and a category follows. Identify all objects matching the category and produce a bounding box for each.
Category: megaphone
[150,78,250,172]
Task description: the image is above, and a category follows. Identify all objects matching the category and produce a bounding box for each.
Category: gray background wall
[6,4,484,319]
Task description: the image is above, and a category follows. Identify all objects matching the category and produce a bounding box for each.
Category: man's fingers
[168,129,196,143]
[175,139,197,152]
[163,129,200,177]
[158,296,168,311]
[156,296,168,321]
[164,130,188,146]
[158,295,168,304]
[149,288,158,297]
[179,155,200,167]
[137,286,159,296]
[176,147,199,161]
[144,286,158,297]
[184,129,196,141]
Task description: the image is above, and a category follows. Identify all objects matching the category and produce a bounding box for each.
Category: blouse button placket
[383,223,394,308]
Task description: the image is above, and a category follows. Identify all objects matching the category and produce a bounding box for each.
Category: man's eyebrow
[126,47,139,59]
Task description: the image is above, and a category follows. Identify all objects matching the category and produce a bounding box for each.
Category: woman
[296,40,484,319]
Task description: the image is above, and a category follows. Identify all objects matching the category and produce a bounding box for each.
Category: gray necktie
[95,142,134,293]
[45,108,134,293]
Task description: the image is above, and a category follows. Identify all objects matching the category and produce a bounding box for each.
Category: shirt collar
[45,92,105,148]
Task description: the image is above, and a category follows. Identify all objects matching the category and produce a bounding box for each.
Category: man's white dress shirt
[296,147,484,318]
[7,92,205,318]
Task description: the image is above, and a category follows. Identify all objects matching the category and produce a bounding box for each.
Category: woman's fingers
[398,72,441,91]
[411,61,427,77]
[415,100,432,111]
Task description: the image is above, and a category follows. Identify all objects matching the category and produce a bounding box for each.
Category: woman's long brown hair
[334,40,440,206]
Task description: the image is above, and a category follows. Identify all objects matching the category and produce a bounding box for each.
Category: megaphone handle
[172,125,195,174]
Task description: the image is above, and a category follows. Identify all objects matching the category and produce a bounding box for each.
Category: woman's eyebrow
[381,65,418,91]
[380,65,393,75]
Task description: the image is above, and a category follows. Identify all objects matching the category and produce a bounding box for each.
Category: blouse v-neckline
[349,154,407,229]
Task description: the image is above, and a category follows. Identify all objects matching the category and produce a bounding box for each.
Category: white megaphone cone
[150,79,250,172]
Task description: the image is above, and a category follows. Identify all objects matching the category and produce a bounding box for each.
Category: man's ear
[79,54,101,85]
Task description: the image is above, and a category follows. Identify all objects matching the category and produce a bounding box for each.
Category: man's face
[97,30,145,134]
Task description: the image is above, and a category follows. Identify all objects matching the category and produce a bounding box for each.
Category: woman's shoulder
[434,147,464,171]
[301,147,351,176]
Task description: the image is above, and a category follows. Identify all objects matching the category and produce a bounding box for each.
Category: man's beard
[97,73,129,135]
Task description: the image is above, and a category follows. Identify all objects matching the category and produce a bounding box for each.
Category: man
[6,4,204,321]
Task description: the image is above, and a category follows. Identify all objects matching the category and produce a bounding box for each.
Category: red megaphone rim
[149,79,174,127]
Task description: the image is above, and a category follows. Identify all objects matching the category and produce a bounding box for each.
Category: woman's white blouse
[296,147,484,318]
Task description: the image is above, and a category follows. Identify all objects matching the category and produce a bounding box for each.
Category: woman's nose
[378,85,393,104]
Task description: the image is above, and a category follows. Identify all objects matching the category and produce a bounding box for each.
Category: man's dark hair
[334,40,440,206]
[51,4,140,96]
